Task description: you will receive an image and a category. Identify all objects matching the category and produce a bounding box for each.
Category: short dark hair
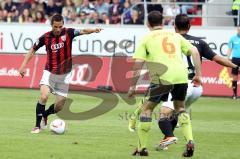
[51,13,64,25]
[147,11,163,27]
[175,14,190,31]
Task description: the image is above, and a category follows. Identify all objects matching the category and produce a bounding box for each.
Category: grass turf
[0,88,240,159]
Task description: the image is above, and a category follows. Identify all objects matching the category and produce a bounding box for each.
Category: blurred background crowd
[0,0,206,25]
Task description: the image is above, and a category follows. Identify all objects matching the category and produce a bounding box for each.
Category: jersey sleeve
[179,34,193,56]
[132,38,147,61]
[67,28,81,39]
[200,40,216,60]
[228,37,234,49]
[33,35,45,51]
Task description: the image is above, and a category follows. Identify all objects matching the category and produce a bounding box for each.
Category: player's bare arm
[18,47,36,78]
[212,55,237,68]
[189,46,202,86]
[226,48,232,60]
[80,28,103,35]
[128,59,144,98]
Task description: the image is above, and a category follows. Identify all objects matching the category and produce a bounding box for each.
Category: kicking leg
[156,105,178,151]
[44,94,66,118]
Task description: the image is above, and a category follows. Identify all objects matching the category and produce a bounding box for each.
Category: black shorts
[145,83,188,104]
[231,58,240,75]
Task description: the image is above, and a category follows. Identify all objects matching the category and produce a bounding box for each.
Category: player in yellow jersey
[127,11,201,157]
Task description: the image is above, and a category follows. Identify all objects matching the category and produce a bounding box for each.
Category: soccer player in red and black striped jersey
[18,14,103,134]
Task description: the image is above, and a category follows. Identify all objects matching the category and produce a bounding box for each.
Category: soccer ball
[50,119,66,134]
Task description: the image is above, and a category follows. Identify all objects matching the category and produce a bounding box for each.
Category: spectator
[147,0,163,14]
[30,1,39,21]
[0,13,4,22]
[126,9,143,25]
[65,11,78,24]
[19,8,33,23]
[55,0,64,14]
[73,0,83,6]
[76,0,96,15]
[102,12,110,24]
[76,11,90,24]
[35,0,45,12]
[35,10,46,23]
[89,11,103,24]
[109,0,124,24]
[7,7,19,22]
[163,0,180,25]
[104,0,112,7]
[0,1,4,9]
[177,0,195,14]
[2,10,8,22]
[45,0,59,17]
[3,0,18,13]
[62,0,76,23]
[232,0,240,26]
[17,0,31,16]
[0,9,4,22]
[95,0,110,17]
[132,0,144,21]
[123,0,132,24]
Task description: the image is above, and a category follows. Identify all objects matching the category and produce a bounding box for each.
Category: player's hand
[192,75,202,87]
[18,67,26,78]
[94,28,103,33]
[127,86,136,98]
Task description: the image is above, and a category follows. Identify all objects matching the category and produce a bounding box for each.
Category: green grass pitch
[0,88,240,159]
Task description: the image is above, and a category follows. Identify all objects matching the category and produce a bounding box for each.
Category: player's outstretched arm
[212,55,237,69]
[80,28,103,35]
[18,48,36,78]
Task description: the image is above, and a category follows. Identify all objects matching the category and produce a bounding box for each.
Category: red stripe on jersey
[65,29,72,73]
[59,31,65,74]
[44,32,50,71]
[66,29,70,58]
[51,37,58,74]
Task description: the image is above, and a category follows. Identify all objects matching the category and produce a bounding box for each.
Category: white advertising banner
[0,23,236,57]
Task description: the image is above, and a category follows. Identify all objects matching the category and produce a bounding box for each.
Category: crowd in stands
[0,0,204,25]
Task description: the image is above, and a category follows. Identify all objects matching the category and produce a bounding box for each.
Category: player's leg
[54,94,67,113]
[132,100,157,156]
[132,83,172,156]
[44,80,69,118]
[42,71,70,127]
[31,84,51,133]
[159,105,174,137]
[232,75,238,99]
[155,94,178,150]
[172,83,194,157]
[42,95,66,122]
[231,58,239,99]
[156,106,178,150]
[174,100,194,157]
[128,98,144,132]
[31,70,55,134]
[185,82,203,118]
